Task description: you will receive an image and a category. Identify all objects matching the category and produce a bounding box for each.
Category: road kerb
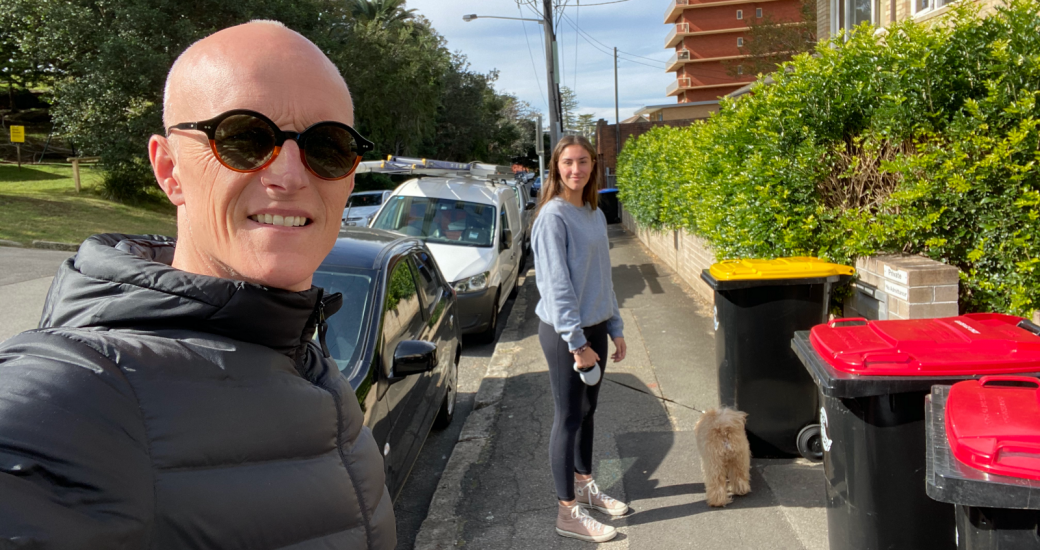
[413,270,531,550]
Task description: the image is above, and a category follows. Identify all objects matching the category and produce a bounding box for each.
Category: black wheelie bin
[701,257,853,458]
[927,375,1040,550]
[793,314,1040,550]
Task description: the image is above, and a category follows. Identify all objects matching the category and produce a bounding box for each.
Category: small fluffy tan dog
[694,408,751,507]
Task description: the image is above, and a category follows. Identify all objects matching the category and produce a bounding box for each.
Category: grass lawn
[0,164,177,245]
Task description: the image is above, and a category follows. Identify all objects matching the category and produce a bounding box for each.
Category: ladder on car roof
[354,156,516,180]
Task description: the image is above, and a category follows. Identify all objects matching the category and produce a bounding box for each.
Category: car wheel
[433,356,458,430]
[478,291,500,344]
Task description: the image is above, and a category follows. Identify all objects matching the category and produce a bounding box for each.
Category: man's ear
[149,135,184,206]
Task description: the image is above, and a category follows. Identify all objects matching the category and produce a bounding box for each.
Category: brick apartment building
[665,0,804,102]
[818,0,1002,40]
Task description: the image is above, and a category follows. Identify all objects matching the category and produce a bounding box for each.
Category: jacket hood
[40,234,324,361]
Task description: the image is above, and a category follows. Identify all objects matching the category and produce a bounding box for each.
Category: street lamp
[463,10,562,150]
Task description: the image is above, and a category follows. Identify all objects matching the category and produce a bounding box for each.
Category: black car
[314,228,461,500]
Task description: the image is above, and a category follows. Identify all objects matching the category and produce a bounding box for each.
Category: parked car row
[324,168,536,501]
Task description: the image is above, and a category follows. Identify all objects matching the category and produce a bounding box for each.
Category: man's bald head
[163,20,352,129]
[150,20,359,292]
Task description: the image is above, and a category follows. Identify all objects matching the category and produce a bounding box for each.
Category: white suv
[370,176,523,342]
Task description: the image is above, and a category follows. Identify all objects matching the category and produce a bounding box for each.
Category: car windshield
[347,193,385,208]
[372,195,497,247]
[311,269,374,372]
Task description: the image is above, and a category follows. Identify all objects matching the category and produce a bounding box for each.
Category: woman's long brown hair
[536,135,601,214]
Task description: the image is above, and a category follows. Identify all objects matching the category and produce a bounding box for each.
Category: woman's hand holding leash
[574,346,599,370]
[611,337,627,363]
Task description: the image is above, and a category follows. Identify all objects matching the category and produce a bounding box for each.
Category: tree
[346,0,416,27]
[559,86,579,134]
[577,113,596,143]
[328,15,450,158]
[727,0,817,77]
[0,0,349,201]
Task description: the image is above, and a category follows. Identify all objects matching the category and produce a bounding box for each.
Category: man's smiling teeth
[250,214,309,227]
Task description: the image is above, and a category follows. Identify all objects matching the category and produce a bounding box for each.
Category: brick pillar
[845,255,960,320]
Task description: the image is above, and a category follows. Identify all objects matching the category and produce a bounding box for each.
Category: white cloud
[406,0,676,122]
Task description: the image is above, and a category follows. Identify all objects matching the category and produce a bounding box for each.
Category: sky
[405,0,676,124]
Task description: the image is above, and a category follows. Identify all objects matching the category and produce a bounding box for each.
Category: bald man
[0,22,396,549]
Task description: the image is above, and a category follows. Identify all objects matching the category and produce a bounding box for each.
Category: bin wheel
[797,424,824,462]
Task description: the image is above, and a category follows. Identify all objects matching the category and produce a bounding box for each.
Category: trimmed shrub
[617,0,1040,315]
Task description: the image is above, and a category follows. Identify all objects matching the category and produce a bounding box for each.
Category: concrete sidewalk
[416,226,828,549]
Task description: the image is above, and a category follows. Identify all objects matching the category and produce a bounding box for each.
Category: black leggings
[539,320,609,501]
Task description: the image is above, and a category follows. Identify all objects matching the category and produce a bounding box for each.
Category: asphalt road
[0,246,74,341]
[0,245,526,550]
[392,258,530,550]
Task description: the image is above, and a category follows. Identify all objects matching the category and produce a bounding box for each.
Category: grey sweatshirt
[533,197,623,351]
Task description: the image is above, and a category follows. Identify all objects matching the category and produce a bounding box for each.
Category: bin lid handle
[1018,319,1040,337]
[862,353,912,368]
[829,318,868,328]
[994,443,1040,467]
[979,376,1040,388]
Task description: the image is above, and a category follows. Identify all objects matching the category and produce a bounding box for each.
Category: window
[756,7,763,17]
[737,65,744,75]
[736,9,743,19]
[382,260,423,343]
[499,208,512,250]
[411,251,442,312]
[914,0,952,15]
[831,0,878,34]
[372,196,497,247]
[737,37,744,47]
[312,269,373,371]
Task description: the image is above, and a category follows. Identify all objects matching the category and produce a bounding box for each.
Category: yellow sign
[10,126,25,143]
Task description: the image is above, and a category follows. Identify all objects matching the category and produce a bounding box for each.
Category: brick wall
[849,255,960,320]
[596,118,706,173]
[621,211,970,321]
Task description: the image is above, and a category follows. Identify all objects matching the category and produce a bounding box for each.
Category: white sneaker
[576,479,630,516]
[556,503,617,542]
[574,361,601,385]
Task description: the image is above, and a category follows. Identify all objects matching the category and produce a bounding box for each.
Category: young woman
[532,135,628,543]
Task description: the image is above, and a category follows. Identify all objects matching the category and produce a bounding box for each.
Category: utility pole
[543,0,561,150]
[535,114,545,183]
[614,47,620,163]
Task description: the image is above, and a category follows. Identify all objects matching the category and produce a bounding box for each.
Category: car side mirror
[525,201,536,211]
[501,228,513,250]
[390,340,438,380]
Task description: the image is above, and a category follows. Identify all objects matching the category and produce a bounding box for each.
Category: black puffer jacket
[0,234,396,549]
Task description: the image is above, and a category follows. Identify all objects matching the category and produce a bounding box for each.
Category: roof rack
[355,156,515,179]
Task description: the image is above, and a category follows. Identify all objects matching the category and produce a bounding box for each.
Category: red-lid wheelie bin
[792,314,1040,550]
[927,376,1040,549]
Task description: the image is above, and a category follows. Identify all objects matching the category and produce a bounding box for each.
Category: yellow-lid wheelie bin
[701,257,854,458]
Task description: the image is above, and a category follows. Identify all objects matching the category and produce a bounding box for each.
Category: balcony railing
[665,22,691,48]
[666,49,692,72]
[666,76,693,96]
[664,0,691,23]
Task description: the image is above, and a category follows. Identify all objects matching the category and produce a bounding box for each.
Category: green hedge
[617,0,1040,315]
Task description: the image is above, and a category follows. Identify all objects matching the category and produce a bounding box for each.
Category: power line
[557,13,743,79]
[575,0,633,5]
[559,12,667,66]
[557,14,667,69]
[573,0,580,94]
[518,4,548,108]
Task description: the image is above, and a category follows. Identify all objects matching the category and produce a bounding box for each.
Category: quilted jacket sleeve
[0,331,153,549]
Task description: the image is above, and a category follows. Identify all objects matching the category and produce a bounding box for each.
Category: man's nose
[262,140,309,193]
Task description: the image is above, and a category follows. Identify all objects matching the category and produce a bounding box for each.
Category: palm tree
[346,0,417,26]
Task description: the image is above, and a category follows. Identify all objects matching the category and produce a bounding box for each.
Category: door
[412,250,454,420]
[379,257,428,493]
[498,199,521,304]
